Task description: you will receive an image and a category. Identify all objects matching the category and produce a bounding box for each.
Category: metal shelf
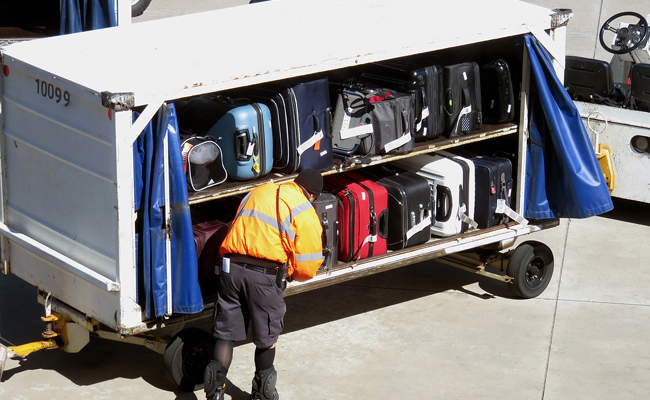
[187,123,517,204]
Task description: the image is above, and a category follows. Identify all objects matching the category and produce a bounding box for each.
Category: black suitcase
[470,155,513,229]
[376,172,434,250]
[331,85,415,157]
[481,59,515,124]
[312,192,339,272]
[443,62,482,137]
[370,90,416,155]
[361,63,445,142]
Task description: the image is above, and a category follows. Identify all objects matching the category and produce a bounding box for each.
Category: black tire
[507,241,554,299]
[132,0,153,17]
[163,328,216,392]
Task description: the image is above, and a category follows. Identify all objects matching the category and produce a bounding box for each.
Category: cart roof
[1,0,554,107]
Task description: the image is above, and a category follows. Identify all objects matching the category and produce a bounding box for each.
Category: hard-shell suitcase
[325,172,389,262]
[470,155,513,229]
[376,172,434,250]
[193,219,229,295]
[362,63,445,141]
[312,192,340,271]
[176,96,273,181]
[480,59,515,124]
[209,101,274,181]
[436,150,476,233]
[392,153,474,237]
[443,62,483,137]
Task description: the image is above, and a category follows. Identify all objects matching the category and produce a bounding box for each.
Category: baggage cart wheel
[507,241,554,299]
[163,328,216,392]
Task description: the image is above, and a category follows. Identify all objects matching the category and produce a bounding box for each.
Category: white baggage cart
[0,0,593,390]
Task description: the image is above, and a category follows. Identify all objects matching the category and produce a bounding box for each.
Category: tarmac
[2,1,650,399]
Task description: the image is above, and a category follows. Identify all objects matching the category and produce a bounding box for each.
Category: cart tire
[163,328,216,392]
[507,241,554,299]
[131,0,153,17]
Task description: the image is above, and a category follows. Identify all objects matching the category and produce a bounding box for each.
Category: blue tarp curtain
[60,0,117,34]
[524,35,614,219]
[134,104,203,318]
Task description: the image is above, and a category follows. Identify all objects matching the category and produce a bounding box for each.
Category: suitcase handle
[325,108,333,139]
[235,129,253,161]
[378,209,389,239]
[436,186,453,222]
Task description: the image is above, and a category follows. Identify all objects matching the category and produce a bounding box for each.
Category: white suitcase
[436,150,477,231]
[392,153,475,237]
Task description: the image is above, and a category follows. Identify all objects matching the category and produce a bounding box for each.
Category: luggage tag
[406,214,432,240]
[252,155,260,174]
[496,199,528,226]
[416,107,430,135]
[246,142,255,156]
[458,204,479,230]
[297,129,325,155]
[340,111,373,140]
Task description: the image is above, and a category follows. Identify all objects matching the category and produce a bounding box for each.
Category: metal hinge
[101,91,135,111]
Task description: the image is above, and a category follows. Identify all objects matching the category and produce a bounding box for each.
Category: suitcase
[209,100,274,181]
[312,192,340,271]
[470,155,513,229]
[436,150,476,232]
[324,172,389,262]
[331,85,375,156]
[370,90,416,155]
[443,62,483,137]
[480,59,515,124]
[392,153,474,237]
[362,63,445,141]
[376,172,434,250]
[176,96,274,181]
[331,85,415,157]
[260,78,334,173]
[193,219,229,295]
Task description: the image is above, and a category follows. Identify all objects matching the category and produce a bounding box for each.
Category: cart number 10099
[35,79,70,107]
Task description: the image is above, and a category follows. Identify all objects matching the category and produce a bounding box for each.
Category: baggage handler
[204,169,324,400]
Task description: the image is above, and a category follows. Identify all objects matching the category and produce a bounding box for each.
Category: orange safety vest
[220,181,323,281]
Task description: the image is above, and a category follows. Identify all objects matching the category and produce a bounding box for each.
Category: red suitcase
[325,172,389,262]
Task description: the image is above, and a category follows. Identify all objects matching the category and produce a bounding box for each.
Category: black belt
[240,263,277,275]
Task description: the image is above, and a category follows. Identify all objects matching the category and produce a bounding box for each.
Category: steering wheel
[599,11,649,54]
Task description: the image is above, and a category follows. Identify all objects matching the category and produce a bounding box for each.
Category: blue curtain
[524,35,613,219]
[134,104,203,318]
[60,0,117,34]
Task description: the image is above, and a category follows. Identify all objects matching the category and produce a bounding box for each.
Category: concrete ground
[2,1,650,399]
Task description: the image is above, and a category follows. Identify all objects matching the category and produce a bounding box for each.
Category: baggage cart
[0,0,596,391]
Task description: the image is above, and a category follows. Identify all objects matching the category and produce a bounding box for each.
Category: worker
[204,169,324,400]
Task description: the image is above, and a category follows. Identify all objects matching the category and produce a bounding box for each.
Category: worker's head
[294,169,323,202]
